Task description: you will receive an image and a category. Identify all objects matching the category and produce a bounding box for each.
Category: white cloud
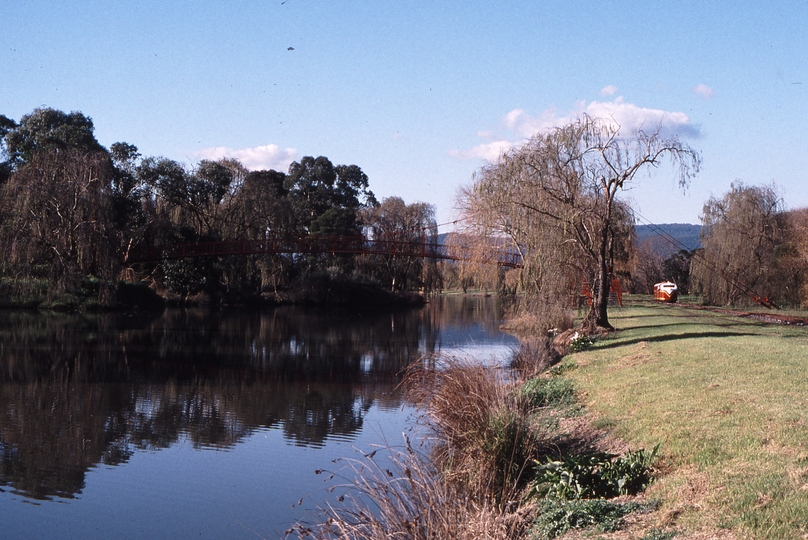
[192,144,298,171]
[582,98,700,138]
[449,140,514,161]
[450,97,700,162]
[693,83,715,99]
[503,107,565,138]
[600,85,618,96]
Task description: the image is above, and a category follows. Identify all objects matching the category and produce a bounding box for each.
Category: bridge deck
[125,235,522,268]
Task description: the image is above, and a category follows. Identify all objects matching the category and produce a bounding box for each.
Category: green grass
[563,296,808,539]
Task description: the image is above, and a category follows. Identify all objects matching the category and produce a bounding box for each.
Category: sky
[2,1,807,229]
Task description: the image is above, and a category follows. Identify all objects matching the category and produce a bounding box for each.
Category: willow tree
[0,148,117,292]
[460,114,700,331]
[691,182,785,306]
[360,196,440,293]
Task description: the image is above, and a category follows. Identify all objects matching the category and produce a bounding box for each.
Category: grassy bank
[562,297,808,538]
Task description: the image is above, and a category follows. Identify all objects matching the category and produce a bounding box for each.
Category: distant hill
[635,223,702,254]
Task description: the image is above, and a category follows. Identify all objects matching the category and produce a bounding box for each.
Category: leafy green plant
[569,332,594,352]
[529,452,614,499]
[601,445,660,495]
[530,499,652,539]
[527,444,660,500]
[520,377,576,409]
[548,360,577,377]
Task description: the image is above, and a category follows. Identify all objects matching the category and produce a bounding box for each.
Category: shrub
[527,444,660,500]
[520,377,576,409]
[530,498,654,539]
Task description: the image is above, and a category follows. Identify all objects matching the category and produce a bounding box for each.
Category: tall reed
[403,355,554,506]
[288,436,532,539]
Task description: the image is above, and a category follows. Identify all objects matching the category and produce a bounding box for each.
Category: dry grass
[403,354,555,504]
[291,340,665,540]
[510,339,560,379]
[287,437,536,539]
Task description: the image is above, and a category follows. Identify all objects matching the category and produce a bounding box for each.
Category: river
[0,295,517,539]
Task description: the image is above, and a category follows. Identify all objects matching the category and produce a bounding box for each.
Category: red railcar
[653,281,678,303]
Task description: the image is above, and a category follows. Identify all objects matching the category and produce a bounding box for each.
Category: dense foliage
[0,108,439,307]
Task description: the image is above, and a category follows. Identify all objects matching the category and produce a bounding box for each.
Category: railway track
[667,302,808,326]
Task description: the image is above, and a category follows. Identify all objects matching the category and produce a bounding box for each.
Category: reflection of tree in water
[0,303,446,500]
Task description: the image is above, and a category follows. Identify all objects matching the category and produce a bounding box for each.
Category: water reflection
[0,296,511,502]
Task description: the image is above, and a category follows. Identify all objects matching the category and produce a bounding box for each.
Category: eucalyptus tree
[460,114,700,331]
[3,107,104,166]
[285,156,376,236]
[285,156,377,277]
[109,142,153,262]
[0,114,16,184]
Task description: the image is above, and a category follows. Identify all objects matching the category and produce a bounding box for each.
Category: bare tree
[630,238,666,294]
[781,207,808,306]
[459,114,700,331]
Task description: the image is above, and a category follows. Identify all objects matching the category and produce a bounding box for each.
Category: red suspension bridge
[124,233,524,268]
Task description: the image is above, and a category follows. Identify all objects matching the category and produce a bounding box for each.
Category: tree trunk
[583,215,614,332]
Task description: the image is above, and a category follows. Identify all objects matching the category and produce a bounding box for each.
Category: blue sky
[2,1,807,227]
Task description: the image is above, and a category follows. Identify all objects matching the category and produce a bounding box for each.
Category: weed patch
[641,528,679,540]
[527,445,659,500]
[520,377,576,409]
[530,498,657,539]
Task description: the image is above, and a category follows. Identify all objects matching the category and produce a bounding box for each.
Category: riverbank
[296,310,661,539]
[559,297,808,539]
[0,275,425,312]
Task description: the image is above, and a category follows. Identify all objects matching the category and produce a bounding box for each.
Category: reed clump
[403,355,557,505]
[509,338,559,379]
[289,435,533,540]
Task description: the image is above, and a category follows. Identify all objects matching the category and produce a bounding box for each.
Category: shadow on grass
[592,331,756,350]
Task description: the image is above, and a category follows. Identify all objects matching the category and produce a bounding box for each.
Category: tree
[691,182,784,306]
[0,148,117,293]
[109,142,151,262]
[285,156,376,236]
[781,207,808,306]
[0,114,17,184]
[460,114,700,331]
[630,238,666,294]
[285,156,376,277]
[3,108,104,166]
[223,169,294,294]
[361,197,439,292]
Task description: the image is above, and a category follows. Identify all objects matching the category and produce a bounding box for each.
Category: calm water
[0,296,517,539]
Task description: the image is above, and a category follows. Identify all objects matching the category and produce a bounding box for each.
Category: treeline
[0,108,439,308]
[456,177,808,314]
